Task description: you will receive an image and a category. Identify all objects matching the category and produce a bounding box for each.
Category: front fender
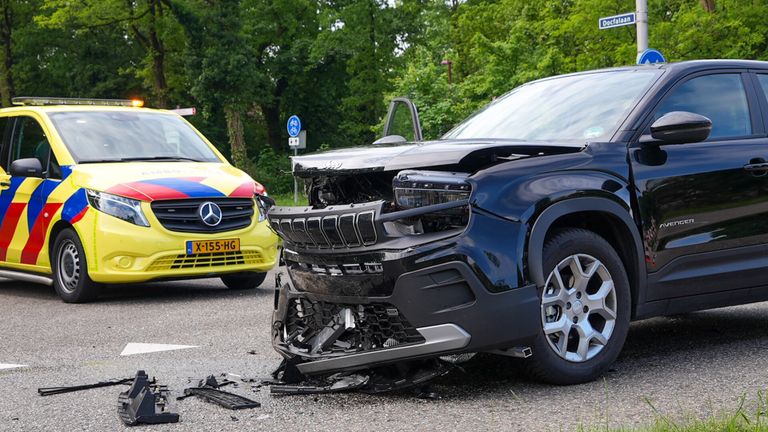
[525,197,644,288]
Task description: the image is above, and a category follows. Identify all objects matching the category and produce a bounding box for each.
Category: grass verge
[270,192,306,207]
[580,392,768,432]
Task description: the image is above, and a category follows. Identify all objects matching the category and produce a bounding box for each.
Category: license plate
[186,239,240,254]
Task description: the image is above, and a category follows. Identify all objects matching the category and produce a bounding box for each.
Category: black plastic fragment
[360,360,452,394]
[270,373,369,395]
[117,370,179,426]
[38,377,134,396]
[271,357,305,384]
[177,375,260,410]
[181,388,261,409]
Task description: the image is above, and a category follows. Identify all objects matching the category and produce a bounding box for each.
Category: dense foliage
[0,0,764,192]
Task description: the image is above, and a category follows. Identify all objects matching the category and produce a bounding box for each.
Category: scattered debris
[177,375,261,410]
[118,370,179,426]
[267,358,452,398]
[38,377,135,396]
[270,373,369,395]
[257,414,270,420]
[360,360,453,395]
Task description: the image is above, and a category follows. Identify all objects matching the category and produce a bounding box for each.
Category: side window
[0,117,9,171]
[755,74,768,104]
[10,116,51,174]
[48,151,62,179]
[652,74,751,140]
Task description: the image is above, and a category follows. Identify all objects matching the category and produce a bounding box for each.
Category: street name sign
[599,12,636,30]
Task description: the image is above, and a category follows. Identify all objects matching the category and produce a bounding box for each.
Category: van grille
[151,198,254,233]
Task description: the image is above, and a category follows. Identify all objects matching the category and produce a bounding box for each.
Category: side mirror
[10,158,43,178]
[649,111,712,144]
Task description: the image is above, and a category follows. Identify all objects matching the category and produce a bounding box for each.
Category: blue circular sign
[637,49,666,65]
[287,115,301,137]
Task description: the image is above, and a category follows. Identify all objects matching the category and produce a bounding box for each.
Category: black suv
[269,60,768,384]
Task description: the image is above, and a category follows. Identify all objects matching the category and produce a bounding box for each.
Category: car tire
[51,228,100,303]
[221,272,268,290]
[525,228,631,385]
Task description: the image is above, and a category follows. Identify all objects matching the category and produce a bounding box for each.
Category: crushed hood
[67,162,256,201]
[291,139,583,177]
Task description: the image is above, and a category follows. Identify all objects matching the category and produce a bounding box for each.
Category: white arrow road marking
[0,363,27,370]
[120,343,198,356]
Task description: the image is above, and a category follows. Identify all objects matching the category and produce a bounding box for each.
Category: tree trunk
[0,2,14,107]
[224,105,248,169]
[260,77,288,153]
[148,0,168,108]
[261,102,282,153]
[700,0,715,12]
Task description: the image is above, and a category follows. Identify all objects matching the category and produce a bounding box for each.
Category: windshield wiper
[117,156,204,162]
[79,156,203,164]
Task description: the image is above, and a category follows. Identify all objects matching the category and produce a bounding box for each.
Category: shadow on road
[0,277,274,304]
[430,304,768,395]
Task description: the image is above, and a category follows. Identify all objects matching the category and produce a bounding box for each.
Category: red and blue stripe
[0,178,26,261]
[61,189,89,224]
[106,177,255,201]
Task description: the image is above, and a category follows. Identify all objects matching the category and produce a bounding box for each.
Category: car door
[1,115,57,265]
[377,97,423,143]
[631,70,768,301]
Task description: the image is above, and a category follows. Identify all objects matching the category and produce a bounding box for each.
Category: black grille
[152,198,254,233]
[271,209,377,248]
[284,299,424,354]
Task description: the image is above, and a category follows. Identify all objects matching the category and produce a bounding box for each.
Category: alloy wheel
[540,253,618,363]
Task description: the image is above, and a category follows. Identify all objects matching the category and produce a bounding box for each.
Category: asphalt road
[1,267,768,431]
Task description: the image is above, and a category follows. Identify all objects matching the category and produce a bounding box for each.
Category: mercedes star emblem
[199,202,223,227]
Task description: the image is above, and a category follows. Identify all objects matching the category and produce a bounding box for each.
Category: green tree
[0,0,40,106]
[37,0,186,107]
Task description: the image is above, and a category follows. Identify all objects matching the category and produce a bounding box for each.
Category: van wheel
[52,228,100,303]
[221,272,267,290]
[525,228,630,384]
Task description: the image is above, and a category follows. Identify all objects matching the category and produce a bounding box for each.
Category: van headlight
[86,190,150,227]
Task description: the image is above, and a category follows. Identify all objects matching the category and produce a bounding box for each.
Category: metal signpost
[636,0,648,56]
[287,115,304,204]
[599,0,662,65]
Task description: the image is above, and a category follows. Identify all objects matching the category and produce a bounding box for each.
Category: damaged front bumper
[270,201,541,375]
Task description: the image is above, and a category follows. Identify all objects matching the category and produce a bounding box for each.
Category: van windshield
[443,69,660,143]
[49,111,221,163]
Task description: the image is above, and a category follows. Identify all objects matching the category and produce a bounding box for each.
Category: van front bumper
[79,208,278,283]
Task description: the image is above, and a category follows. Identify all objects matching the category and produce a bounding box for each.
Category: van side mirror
[648,111,712,144]
[10,158,43,178]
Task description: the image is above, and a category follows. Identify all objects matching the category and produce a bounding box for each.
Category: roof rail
[11,97,144,107]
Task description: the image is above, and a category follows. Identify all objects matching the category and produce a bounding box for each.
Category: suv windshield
[48,111,221,163]
[443,69,660,143]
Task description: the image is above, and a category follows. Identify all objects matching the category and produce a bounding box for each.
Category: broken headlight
[392,170,471,234]
[393,170,471,209]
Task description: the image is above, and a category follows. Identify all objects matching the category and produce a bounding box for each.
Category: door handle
[744,158,768,172]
